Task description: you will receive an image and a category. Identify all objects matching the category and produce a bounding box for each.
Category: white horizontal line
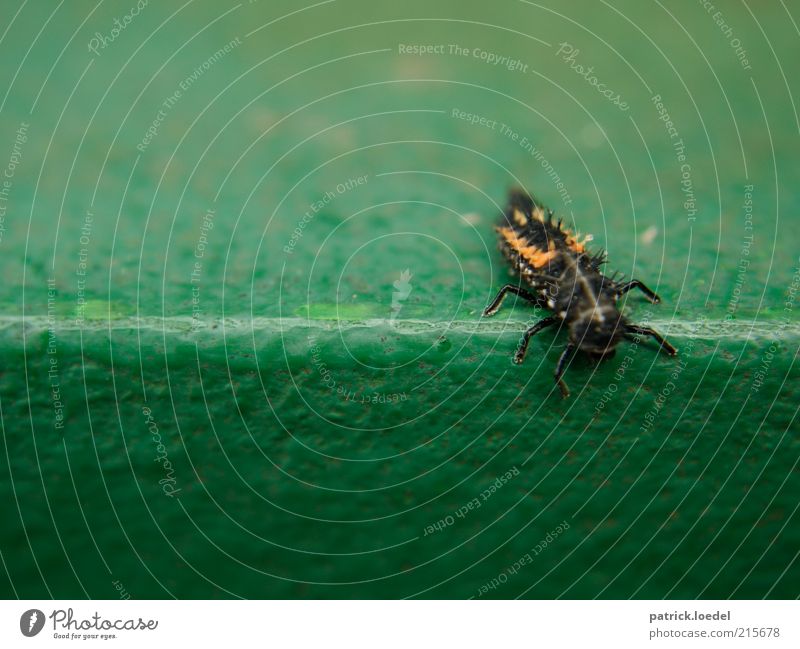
[0,316,791,340]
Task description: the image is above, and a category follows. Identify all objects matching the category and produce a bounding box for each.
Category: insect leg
[513,315,558,364]
[616,280,661,304]
[554,343,576,399]
[483,284,541,317]
[625,324,678,356]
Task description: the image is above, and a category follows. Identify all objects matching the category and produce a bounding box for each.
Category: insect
[483,188,677,398]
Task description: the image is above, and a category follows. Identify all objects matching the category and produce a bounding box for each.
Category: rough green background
[1,0,798,598]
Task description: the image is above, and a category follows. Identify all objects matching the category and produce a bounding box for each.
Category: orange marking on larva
[566,237,586,253]
[512,208,528,226]
[563,228,589,253]
[499,227,558,268]
[532,206,546,222]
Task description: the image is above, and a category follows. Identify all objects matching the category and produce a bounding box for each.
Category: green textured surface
[1,0,799,598]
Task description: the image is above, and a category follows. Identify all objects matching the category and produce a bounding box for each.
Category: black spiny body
[483,188,677,397]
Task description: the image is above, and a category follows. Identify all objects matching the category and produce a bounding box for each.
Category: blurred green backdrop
[0,0,798,598]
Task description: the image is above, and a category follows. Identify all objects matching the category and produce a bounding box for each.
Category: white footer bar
[1,600,795,648]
